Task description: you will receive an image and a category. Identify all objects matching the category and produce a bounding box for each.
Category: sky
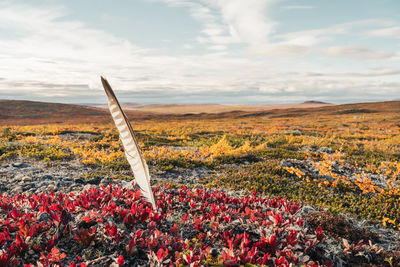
[0,0,399,104]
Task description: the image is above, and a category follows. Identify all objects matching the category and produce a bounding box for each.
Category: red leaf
[117,255,124,266]
[157,247,168,261]
[182,214,188,224]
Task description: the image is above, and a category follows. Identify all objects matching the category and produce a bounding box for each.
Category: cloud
[208,0,279,45]
[0,2,149,66]
[322,46,396,60]
[274,19,394,47]
[157,0,280,49]
[247,44,309,57]
[368,26,400,39]
[0,1,398,105]
[300,68,400,78]
[207,45,227,50]
[0,0,278,102]
[284,5,314,9]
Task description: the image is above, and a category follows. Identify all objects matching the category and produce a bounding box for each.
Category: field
[1,100,400,266]
[88,101,332,114]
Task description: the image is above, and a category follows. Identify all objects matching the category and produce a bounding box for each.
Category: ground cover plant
[0,184,335,266]
[1,101,400,265]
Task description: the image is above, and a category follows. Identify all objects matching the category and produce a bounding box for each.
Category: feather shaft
[100,76,157,210]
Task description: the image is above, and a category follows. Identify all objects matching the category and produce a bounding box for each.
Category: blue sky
[0,0,399,104]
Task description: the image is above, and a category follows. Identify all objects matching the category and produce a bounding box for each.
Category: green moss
[201,161,400,229]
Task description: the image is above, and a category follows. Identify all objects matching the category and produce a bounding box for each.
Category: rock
[121,180,133,189]
[11,186,24,194]
[74,178,85,184]
[300,205,316,215]
[12,162,28,168]
[41,175,53,180]
[21,176,33,182]
[83,184,93,191]
[86,177,101,185]
[56,181,66,187]
[281,160,293,167]
[0,184,8,192]
[37,181,50,188]
[210,248,219,257]
[38,212,52,222]
[47,184,56,191]
[117,223,127,232]
[22,183,34,190]
[317,147,334,154]
[286,129,302,136]
[100,178,111,185]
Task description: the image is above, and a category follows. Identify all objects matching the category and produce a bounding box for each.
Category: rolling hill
[89,102,333,114]
[1,99,399,126]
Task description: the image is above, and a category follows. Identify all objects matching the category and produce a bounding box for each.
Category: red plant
[105,223,122,244]
[74,227,97,247]
[0,184,333,266]
[117,255,125,266]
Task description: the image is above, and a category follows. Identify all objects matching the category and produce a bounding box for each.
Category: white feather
[100,76,157,210]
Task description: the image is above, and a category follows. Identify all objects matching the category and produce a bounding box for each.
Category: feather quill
[100,76,157,210]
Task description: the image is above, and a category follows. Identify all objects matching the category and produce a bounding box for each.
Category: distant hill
[0,100,161,126]
[1,99,399,126]
[0,100,109,125]
[89,102,333,114]
[302,100,331,105]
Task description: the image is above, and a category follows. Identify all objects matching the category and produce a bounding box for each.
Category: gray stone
[22,183,34,190]
[100,178,112,186]
[121,180,133,189]
[47,184,56,191]
[38,212,52,222]
[11,186,23,194]
[74,178,85,184]
[21,176,33,182]
[300,205,316,215]
[12,162,28,168]
[285,129,302,136]
[41,175,53,180]
[83,184,93,191]
[87,177,101,185]
[210,248,219,257]
[56,181,66,187]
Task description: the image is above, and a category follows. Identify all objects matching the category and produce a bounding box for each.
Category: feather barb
[100,76,157,210]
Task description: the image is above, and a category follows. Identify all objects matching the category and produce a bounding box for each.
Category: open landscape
[87,101,332,115]
[1,1,399,266]
[1,100,400,266]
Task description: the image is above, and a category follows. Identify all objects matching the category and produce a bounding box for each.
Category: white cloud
[322,46,396,60]
[0,1,399,104]
[157,0,280,49]
[275,19,393,46]
[207,45,227,50]
[247,44,309,57]
[207,0,279,45]
[368,26,400,39]
[284,5,314,9]
[0,2,280,100]
[300,68,400,77]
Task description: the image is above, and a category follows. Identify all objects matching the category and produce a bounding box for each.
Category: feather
[100,76,157,210]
